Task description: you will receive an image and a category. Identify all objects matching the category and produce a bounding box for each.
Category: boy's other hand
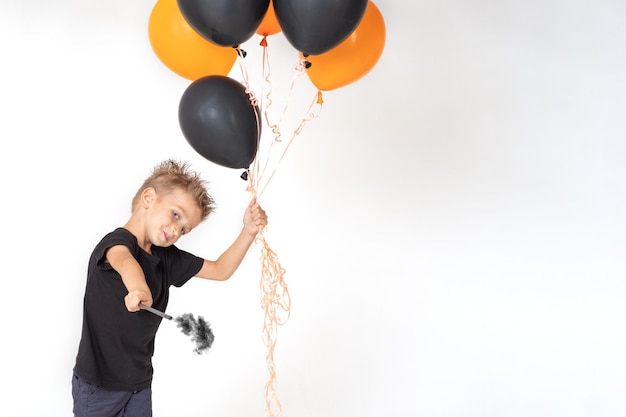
[244,198,268,236]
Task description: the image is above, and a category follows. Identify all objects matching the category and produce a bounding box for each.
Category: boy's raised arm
[195,198,268,281]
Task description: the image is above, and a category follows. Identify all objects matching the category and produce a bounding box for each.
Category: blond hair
[132,159,215,221]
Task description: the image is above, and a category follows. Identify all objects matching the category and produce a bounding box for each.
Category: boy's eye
[173,211,180,219]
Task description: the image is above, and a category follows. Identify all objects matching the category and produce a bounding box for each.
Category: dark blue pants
[72,373,152,417]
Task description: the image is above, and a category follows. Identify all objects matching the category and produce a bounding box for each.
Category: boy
[72,159,267,417]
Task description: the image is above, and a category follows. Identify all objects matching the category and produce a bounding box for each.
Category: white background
[1,1,625,416]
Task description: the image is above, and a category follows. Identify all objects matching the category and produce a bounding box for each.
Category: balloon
[256,0,281,37]
[177,0,270,47]
[305,1,386,91]
[179,76,260,169]
[273,0,368,55]
[148,0,237,80]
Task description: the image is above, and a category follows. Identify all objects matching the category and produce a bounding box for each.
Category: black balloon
[177,0,270,47]
[273,0,368,55]
[179,76,260,169]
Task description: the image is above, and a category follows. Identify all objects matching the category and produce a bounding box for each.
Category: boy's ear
[141,187,156,208]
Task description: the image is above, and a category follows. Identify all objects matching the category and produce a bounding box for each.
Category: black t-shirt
[74,227,204,391]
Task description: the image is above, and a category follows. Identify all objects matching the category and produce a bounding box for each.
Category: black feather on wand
[175,313,215,354]
[139,305,215,354]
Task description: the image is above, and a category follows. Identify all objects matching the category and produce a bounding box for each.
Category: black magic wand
[140,303,173,320]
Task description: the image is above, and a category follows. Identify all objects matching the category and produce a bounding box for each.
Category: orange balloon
[304,1,385,91]
[256,0,281,37]
[148,0,237,80]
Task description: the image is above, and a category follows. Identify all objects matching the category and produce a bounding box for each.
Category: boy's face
[146,188,203,247]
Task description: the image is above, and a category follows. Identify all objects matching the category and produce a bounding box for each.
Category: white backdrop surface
[0,1,625,416]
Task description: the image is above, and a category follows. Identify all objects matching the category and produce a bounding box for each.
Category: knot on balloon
[240,170,249,181]
[301,53,312,68]
[259,36,268,47]
[295,57,309,74]
[316,91,324,105]
[235,46,247,58]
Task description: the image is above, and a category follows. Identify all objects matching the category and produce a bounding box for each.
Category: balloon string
[258,229,291,417]
[255,37,278,194]
[239,50,319,417]
[242,60,290,413]
[251,57,322,199]
[259,36,272,113]
[235,46,258,109]
[235,46,262,187]
[272,56,309,129]
[244,175,291,417]
[255,89,323,199]
[254,54,303,195]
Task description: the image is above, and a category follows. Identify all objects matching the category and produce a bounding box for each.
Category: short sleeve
[153,245,204,288]
[92,228,140,269]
